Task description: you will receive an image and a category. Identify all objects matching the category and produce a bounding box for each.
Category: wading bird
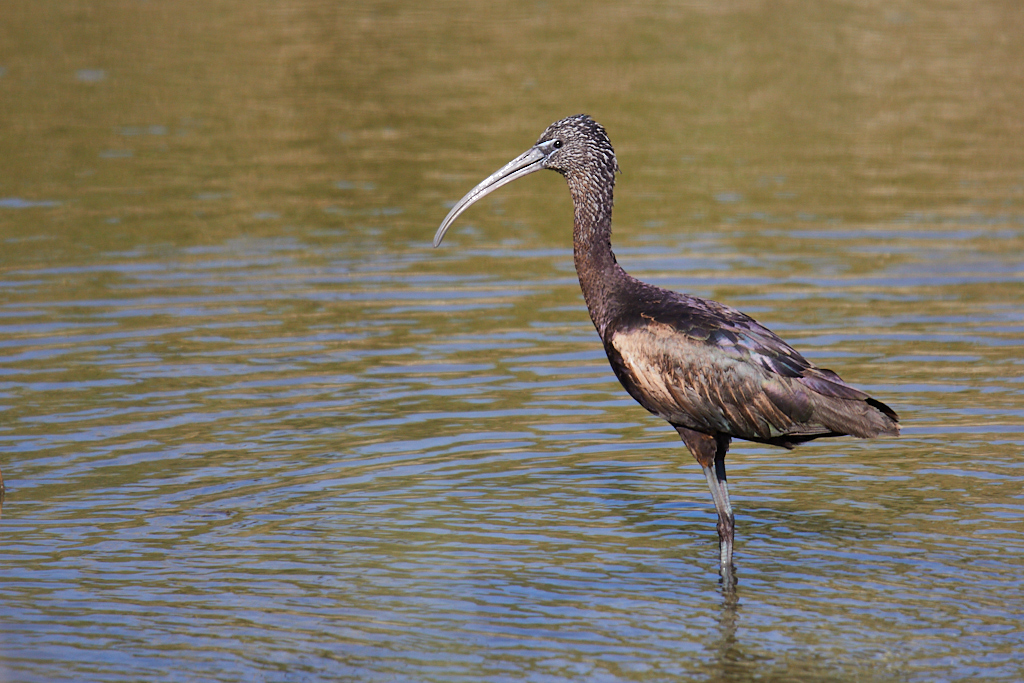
[433,115,899,573]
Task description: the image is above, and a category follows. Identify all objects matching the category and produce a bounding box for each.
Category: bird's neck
[567,171,630,338]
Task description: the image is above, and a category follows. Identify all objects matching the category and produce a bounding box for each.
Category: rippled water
[2,2,1024,681]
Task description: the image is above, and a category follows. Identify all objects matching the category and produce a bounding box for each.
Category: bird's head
[433,114,619,247]
[533,114,619,178]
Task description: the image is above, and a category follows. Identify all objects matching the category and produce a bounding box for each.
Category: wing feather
[603,288,898,445]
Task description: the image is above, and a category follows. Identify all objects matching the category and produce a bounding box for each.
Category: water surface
[1,2,1023,681]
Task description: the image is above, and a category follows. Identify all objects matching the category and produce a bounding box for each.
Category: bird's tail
[800,369,900,438]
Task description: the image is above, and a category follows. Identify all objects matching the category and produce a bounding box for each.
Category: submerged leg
[675,426,734,573]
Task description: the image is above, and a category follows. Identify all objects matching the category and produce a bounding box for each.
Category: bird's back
[600,280,899,448]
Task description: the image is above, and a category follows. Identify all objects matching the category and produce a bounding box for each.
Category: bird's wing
[604,294,892,444]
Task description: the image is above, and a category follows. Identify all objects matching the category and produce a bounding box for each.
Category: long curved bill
[433,146,547,247]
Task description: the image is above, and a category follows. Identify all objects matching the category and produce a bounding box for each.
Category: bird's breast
[606,322,732,429]
[609,326,681,408]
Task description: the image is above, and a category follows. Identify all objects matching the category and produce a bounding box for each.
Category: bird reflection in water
[434,115,899,580]
[715,571,743,675]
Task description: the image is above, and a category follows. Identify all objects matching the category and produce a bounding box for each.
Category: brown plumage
[434,115,899,574]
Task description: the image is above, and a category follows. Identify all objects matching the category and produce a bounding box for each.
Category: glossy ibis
[433,115,899,573]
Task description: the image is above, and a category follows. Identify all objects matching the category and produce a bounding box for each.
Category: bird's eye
[552,140,563,149]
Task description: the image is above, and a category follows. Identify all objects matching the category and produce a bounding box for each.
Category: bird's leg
[703,455,735,570]
[676,427,735,574]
